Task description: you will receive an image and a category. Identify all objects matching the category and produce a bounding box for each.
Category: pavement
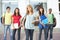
[0,26,60,40]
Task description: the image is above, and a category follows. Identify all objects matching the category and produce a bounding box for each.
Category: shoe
[50,39,53,40]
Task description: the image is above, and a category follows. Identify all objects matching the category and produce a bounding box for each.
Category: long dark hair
[39,7,44,16]
[14,8,20,16]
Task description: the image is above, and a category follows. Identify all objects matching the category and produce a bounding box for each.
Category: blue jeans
[39,28,47,40]
[4,25,13,40]
[25,29,34,40]
[47,24,53,40]
[13,28,21,40]
[39,24,48,40]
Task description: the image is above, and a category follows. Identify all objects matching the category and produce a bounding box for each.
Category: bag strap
[52,14,54,18]
[52,14,56,22]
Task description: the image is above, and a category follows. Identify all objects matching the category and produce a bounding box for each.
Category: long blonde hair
[26,5,33,15]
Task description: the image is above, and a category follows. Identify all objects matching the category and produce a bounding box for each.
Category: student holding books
[11,8,22,40]
[38,7,48,40]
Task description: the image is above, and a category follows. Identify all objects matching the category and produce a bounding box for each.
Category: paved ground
[0,26,60,40]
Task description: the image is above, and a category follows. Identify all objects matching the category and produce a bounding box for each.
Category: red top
[12,15,22,26]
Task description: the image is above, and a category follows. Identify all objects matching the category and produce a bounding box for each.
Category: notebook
[11,23,19,29]
[42,18,48,24]
[14,23,19,29]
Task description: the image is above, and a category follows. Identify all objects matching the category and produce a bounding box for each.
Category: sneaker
[50,39,53,40]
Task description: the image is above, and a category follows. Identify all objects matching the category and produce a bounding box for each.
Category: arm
[32,16,39,24]
[22,16,26,29]
[19,16,23,27]
[22,16,26,25]
[2,16,4,24]
[11,17,15,29]
[2,13,5,24]
[39,16,45,26]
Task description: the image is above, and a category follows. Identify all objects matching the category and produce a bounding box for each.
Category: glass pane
[10,3,18,13]
[29,1,47,16]
[59,0,60,2]
[59,3,60,11]
[2,2,18,14]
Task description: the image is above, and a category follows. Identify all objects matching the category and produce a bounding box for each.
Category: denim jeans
[25,29,34,40]
[39,28,47,40]
[13,28,21,40]
[47,24,53,40]
[4,25,13,40]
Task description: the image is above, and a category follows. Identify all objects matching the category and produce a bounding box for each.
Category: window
[2,0,18,13]
[58,0,60,15]
[29,0,47,15]
[59,3,60,11]
[59,0,60,2]
[58,0,60,12]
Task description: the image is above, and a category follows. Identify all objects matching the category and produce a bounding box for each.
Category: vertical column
[0,0,2,25]
[0,0,2,16]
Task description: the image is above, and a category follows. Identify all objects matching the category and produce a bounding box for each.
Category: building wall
[18,0,47,17]
[18,0,60,28]
[1,0,60,28]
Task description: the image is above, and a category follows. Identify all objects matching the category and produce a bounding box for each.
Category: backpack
[52,14,56,27]
[1,17,5,24]
[1,13,5,24]
[1,17,2,23]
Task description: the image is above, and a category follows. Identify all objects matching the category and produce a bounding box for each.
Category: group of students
[1,4,56,40]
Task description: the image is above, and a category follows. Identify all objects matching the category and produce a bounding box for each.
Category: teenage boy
[2,6,13,40]
[47,8,54,40]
